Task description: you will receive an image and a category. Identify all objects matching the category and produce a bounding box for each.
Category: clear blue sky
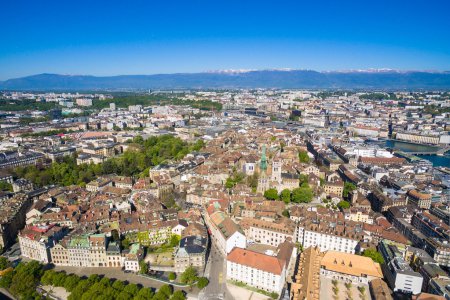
[1,0,450,80]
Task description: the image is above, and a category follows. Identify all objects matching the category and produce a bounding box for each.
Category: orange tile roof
[227,247,283,275]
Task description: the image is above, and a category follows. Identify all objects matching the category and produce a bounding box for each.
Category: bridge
[404,146,450,156]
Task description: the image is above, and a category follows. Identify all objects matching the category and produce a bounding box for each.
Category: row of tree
[91,95,222,111]
[12,135,204,187]
[264,185,313,204]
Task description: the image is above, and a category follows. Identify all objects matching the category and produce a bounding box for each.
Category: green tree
[124,283,139,296]
[158,284,174,298]
[282,209,290,218]
[0,181,13,192]
[112,280,125,291]
[122,237,131,249]
[64,274,81,292]
[280,189,291,203]
[337,200,351,209]
[0,256,10,270]
[180,266,198,285]
[291,186,313,203]
[298,150,310,163]
[343,182,357,198]
[197,277,209,289]
[362,248,385,264]
[0,269,13,288]
[246,172,259,189]
[169,235,181,247]
[168,272,177,281]
[136,287,154,300]
[139,261,149,274]
[170,290,186,300]
[264,188,279,200]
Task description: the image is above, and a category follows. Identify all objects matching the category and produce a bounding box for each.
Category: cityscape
[1,1,450,300]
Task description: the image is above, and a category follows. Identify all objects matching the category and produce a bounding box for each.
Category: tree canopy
[264,188,279,200]
[362,248,385,264]
[337,200,351,209]
[13,135,204,187]
[179,266,198,286]
[298,150,310,163]
[291,185,313,203]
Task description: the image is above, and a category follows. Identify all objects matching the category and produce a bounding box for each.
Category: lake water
[384,140,450,168]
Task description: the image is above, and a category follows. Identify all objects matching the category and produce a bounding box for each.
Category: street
[199,242,233,300]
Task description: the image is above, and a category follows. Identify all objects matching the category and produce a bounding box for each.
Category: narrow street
[199,242,233,300]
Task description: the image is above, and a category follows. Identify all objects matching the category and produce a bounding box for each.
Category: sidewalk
[226,283,272,300]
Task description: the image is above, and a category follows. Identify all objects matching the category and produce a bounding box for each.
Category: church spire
[260,144,267,171]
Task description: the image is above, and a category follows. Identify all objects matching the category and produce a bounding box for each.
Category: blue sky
[1,0,449,80]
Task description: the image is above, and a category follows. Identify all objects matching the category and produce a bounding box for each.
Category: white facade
[226,231,247,254]
[19,236,51,263]
[227,260,285,294]
[393,271,423,295]
[247,226,294,248]
[124,259,140,272]
[297,227,359,254]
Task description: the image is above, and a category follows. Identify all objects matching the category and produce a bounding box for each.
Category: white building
[297,225,360,254]
[18,224,66,263]
[227,244,294,295]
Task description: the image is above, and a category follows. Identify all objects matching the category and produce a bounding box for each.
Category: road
[199,242,233,300]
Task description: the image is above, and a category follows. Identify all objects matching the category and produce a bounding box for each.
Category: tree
[282,209,290,218]
[170,290,186,300]
[299,174,309,186]
[337,200,351,209]
[0,181,12,192]
[246,172,259,190]
[121,237,131,249]
[64,274,81,291]
[197,277,209,289]
[0,256,10,270]
[169,235,181,247]
[139,261,149,274]
[362,248,385,264]
[137,287,154,300]
[123,283,139,296]
[158,284,173,298]
[264,188,279,200]
[0,269,13,288]
[168,272,177,281]
[343,182,357,198]
[291,186,313,203]
[280,189,291,204]
[112,280,125,291]
[180,266,198,285]
[298,150,310,163]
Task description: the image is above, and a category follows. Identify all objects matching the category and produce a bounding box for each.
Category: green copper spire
[260,144,267,171]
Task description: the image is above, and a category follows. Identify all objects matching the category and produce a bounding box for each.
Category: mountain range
[1,70,450,90]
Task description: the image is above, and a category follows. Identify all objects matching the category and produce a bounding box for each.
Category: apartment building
[407,190,432,209]
[0,194,33,249]
[227,242,295,295]
[123,243,143,272]
[379,241,423,295]
[18,224,67,263]
[241,217,296,247]
[204,202,246,255]
[297,218,362,254]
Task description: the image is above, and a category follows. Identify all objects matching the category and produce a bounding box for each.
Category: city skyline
[1,0,450,80]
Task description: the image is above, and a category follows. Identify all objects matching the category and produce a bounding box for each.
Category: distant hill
[1,70,450,90]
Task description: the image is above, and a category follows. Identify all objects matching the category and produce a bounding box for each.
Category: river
[379,140,450,168]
